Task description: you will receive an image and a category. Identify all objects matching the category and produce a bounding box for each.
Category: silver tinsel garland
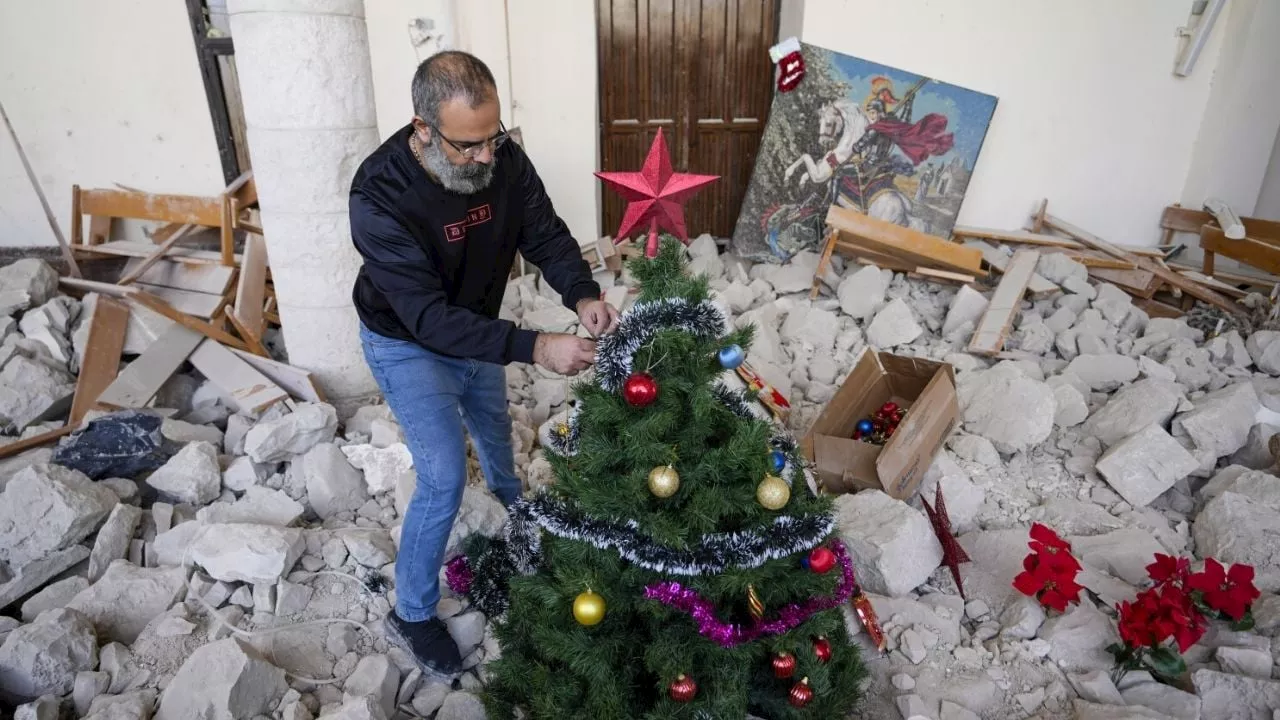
[503,494,835,576]
[594,297,727,391]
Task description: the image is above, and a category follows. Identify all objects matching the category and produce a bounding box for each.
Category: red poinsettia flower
[1013,555,1083,612]
[1188,558,1261,621]
[1118,585,1208,653]
[1147,554,1192,588]
[1158,584,1208,652]
[1027,524,1082,572]
[1117,590,1164,648]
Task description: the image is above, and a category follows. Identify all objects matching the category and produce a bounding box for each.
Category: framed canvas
[732,43,998,262]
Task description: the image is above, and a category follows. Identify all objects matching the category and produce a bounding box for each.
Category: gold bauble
[573,590,606,626]
[648,464,680,498]
[756,474,791,510]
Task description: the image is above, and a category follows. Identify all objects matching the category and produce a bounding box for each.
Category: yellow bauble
[648,465,680,498]
[756,474,790,510]
[573,590,606,626]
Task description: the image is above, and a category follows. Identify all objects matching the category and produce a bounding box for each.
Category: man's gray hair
[411,51,497,125]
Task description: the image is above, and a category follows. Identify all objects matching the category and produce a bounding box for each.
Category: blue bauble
[801,555,811,570]
[717,344,745,369]
[856,419,875,435]
[770,450,786,473]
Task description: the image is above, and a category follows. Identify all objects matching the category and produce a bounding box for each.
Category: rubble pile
[2,233,1280,719]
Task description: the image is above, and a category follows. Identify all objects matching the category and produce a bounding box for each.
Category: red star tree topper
[595,128,719,258]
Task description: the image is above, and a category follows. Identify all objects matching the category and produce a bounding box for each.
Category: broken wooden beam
[826,205,985,276]
[96,324,204,409]
[963,240,1058,296]
[968,250,1040,356]
[0,424,80,460]
[117,224,196,285]
[952,225,1165,258]
[188,339,288,414]
[69,297,130,424]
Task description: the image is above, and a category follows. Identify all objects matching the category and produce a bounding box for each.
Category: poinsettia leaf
[1231,610,1256,632]
[1145,646,1187,680]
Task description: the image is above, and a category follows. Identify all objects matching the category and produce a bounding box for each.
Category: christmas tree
[449,239,865,718]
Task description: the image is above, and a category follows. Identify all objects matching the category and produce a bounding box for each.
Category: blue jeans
[360,324,522,622]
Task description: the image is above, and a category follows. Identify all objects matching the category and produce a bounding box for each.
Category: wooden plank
[132,284,223,319]
[78,188,223,226]
[826,205,985,275]
[233,233,268,339]
[76,240,239,265]
[1031,199,1048,233]
[220,195,235,266]
[70,185,83,246]
[0,424,79,460]
[1166,261,1280,287]
[968,250,1040,356]
[96,324,204,409]
[225,311,269,357]
[1178,270,1249,299]
[1088,267,1159,298]
[126,292,249,351]
[1201,226,1280,276]
[811,227,838,300]
[963,240,1058,295]
[149,222,188,245]
[188,339,288,414]
[69,297,130,424]
[1055,251,1135,270]
[952,225,1166,258]
[836,240,916,273]
[229,348,327,403]
[1044,214,1241,315]
[1160,206,1214,234]
[915,267,977,284]
[117,224,196,285]
[1134,297,1185,320]
[119,258,235,295]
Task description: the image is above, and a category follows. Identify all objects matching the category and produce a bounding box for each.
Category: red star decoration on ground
[595,128,718,257]
[922,484,971,599]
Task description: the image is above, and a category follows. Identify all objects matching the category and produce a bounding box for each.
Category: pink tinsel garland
[445,555,474,595]
[643,539,856,648]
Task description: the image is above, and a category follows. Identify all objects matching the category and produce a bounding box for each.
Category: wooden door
[598,0,779,239]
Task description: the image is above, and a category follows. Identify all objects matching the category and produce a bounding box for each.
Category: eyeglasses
[432,121,515,160]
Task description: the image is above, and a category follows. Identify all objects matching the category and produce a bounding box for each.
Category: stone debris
[244,402,338,463]
[51,410,169,480]
[195,486,305,526]
[303,442,369,517]
[0,463,115,570]
[342,442,415,497]
[0,608,97,702]
[88,504,143,582]
[155,638,287,720]
[957,363,1056,453]
[834,490,943,596]
[19,576,88,623]
[65,562,188,644]
[188,524,305,584]
[1094,424,1199,507]
[866,298,923,348]
[0,259,59,317]
[342,654,400,718]
[145,440,222,505]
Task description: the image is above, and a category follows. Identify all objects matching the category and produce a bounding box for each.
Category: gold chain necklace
[408,133,429,172]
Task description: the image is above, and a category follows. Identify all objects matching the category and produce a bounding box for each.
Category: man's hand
[576,298,620,338]
[533,333,596,376]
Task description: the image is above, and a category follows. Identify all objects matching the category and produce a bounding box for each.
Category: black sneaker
[383,612,462,678]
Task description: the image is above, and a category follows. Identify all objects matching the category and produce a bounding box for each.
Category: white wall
[0,0,225,248]
[799,0,1280,246]
[1258,129,1280,221]
[365,0,600,245]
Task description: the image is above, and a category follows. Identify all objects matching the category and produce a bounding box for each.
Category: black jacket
[350,124,600,365]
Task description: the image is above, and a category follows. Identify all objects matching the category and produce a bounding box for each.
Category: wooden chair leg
[810,228,838,300]
[1203,249,1216,277]
[70,185,82,247]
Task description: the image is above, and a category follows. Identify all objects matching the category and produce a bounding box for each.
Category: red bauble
[808,547,836,574]
[789,678,813,708]
[669,674,697,703]
[883,401,899,414]
[623,372,659,407]
[813,635,832,663]
[772,651,797,679]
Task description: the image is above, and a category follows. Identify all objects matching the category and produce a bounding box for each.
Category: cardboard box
[802,350,959,499]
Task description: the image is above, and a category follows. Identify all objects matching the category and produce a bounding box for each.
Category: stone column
[227,0,379,408]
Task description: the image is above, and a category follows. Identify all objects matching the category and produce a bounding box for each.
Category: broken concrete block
[339,529,396,568]
[0,546,88,612]
[444,486,507,559]
[1083,378,1183,447]
[1206,329,1252,369]
[1247,330,1280,375]
[1046,378,1088,428]
[957,363,1055,454]
[19,576,88,623]
[155,638,287,720]
[1216,645,1272,679]
[369,418,404,449]
[190,524,304,584]
[1036,254,1088,284]
[1201,468,1280,511]
[942,285,990,338]
[0,608,97,702]
[65,562,187,645]
[342,654,399,718]
[1038,602,1120,673]
[1118,681,1200,720]
[1094,425,1198,508]
[865,298,923,348]
[1092,283,1132,325]
[196,486,305,526]
[323,696,389,720]
[52,411,169,480]
[919,452,984,534]
[222,455,270,493]
[1065,353,1140,392]
[781,305,839,352]
[342,442,414,496]
[0,260,58,317]
[0,355,74,433]
[1172,381,1260,459]
[1145,317,1203,342]
[1192,668,1280,719]
[84,689,158,720]
[19,297,78,367]
[1073,699,1168,720]
[1033,498,1123,537]
[445,611,486,660]
[150,520,202,568]
[0,463,115,570]
[275,579,314,616]
[1195,492,1280,592]
[437,691,486,720]
[1067,669,1124,705]
[88,504,143,582]
[948,434,1001,467]
[145,440,221,506]
[300,442,368,520]
[1070,528,1166,586]
[834,490,943,596]
[244,402,338,463]
[1229,423,1280,470]
[1165,342,1216,391]
[756,251,820,295]
[72,670,110,717]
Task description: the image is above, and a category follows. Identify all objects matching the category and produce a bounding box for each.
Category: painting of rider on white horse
[731,43,998,262]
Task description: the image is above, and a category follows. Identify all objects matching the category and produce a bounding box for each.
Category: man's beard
[421,138,496,195]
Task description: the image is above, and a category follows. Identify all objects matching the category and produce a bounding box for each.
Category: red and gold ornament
[808,546,836,574]
[788,677,813,708]
[812,635,832,664]
[622,372,659,407]
[669,673,698,703]
[771,651,796,679]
